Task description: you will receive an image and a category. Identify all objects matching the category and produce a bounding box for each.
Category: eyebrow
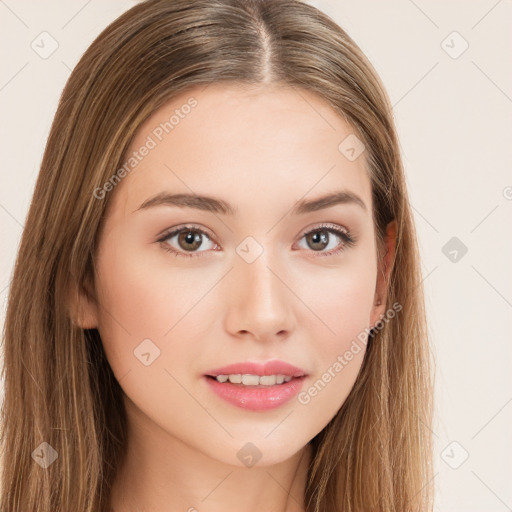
[135,190,367,216]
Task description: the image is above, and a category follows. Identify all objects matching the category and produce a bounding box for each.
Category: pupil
[181,231,201,250]
[310,231,328,250]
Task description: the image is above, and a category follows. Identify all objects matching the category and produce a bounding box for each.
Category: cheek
[93,246,212,432]
[93,242,196,377]
[95,242,210,339]
[291,257,376,414]
[297,254,377,349]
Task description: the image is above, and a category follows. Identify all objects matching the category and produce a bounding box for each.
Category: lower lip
[204,376,306,411]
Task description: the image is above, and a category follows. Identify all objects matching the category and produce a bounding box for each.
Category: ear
[67,275,99,330]
[370,219,397,328]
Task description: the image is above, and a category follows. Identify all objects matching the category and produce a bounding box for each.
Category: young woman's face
[86,83,389,467]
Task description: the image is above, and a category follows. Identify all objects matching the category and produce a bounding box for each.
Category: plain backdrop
[1,1,511,510]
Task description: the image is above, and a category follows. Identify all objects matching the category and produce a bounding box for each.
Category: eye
[157,223,356,258]
[157,225,218,258]
[296,223,356,257]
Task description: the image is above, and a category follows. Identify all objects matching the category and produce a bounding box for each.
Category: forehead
[106,82,372,220]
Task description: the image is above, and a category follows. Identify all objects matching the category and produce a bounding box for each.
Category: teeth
[214,374,295,386]
[259,375,277,385]
[242,374,260,385]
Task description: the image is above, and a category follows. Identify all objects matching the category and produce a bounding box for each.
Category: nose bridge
[226,238,294,338]
[237,244,285,307]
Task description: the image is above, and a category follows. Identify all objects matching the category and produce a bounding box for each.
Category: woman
[0,0,434,510]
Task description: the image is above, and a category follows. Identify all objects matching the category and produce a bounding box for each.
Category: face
[79,82,394,467]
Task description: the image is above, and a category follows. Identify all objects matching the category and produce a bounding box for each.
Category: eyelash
[157,223,356,259]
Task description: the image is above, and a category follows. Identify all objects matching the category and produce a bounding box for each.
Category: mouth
[206,373,305,388]
[205,373,305,387]
[203,360,308,411]
[205,360,307,383]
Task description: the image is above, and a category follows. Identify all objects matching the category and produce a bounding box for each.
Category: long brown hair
[0,0,434,510]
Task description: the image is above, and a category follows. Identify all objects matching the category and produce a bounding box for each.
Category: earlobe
[67,279,99,329]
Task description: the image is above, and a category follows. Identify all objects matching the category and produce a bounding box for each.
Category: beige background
[1,0,511,509]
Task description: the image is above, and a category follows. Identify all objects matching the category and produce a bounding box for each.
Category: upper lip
[206,360,307,378]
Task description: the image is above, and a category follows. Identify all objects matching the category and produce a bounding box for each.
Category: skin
[74,82,396,512]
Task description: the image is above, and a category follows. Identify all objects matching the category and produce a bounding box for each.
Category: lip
[204,375,307,411]
[204,360,308,412]
[205,360,307,378]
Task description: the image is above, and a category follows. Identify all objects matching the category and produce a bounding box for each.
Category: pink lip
[205,360,307,378]
[204,360,308,412]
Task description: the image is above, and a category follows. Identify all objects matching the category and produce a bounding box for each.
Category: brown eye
[176,230,203,251]
[297,224,356,257]
[305,229,330,251]
[158,226,217,258]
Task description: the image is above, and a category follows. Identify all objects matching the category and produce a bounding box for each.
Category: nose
[223,250,296,343]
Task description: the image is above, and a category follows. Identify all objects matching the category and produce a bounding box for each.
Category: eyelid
[300,222,349,237]
[156,223,215,241]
